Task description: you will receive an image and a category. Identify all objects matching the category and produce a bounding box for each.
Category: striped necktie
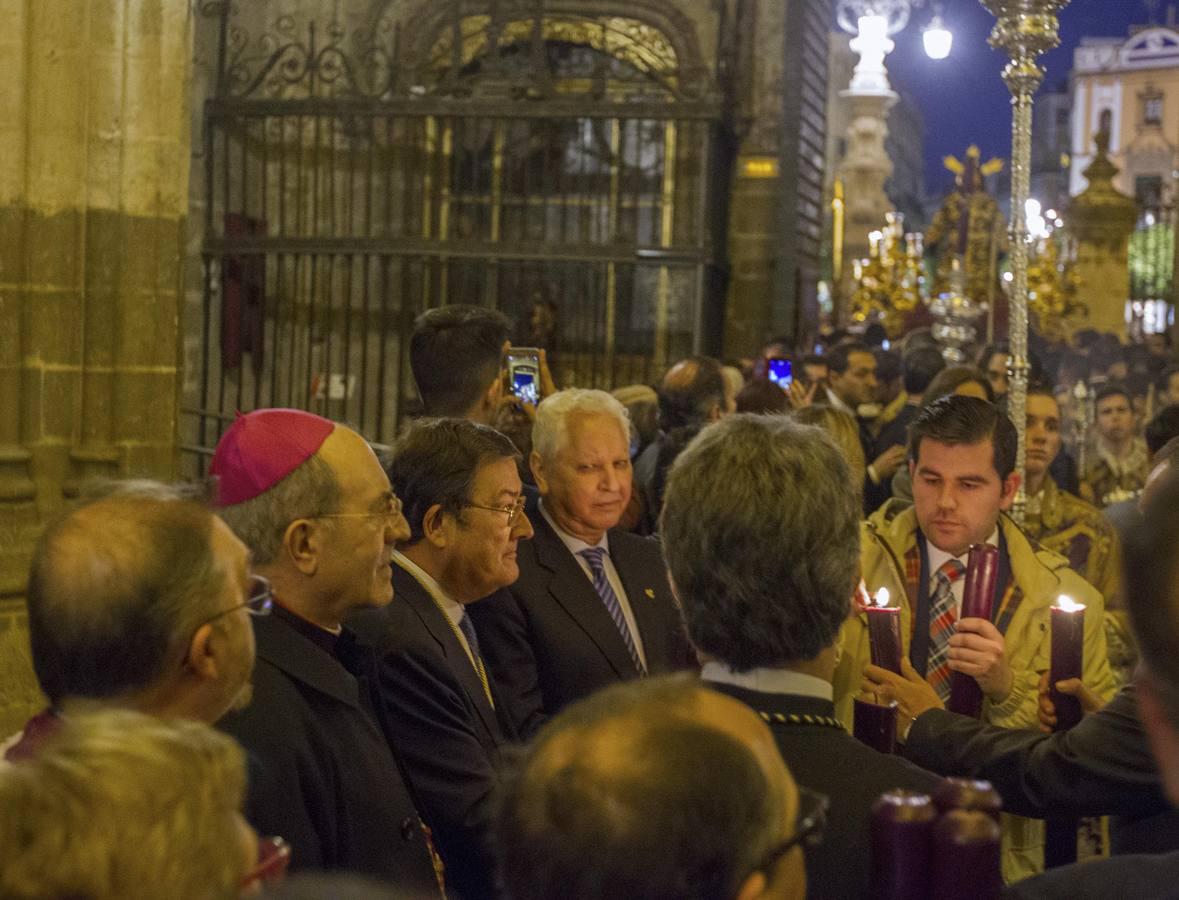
[927,558,966,701]
[579,547,646,677]
[458,611,494,708]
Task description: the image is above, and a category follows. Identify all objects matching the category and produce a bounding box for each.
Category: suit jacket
[347,564,516,900]
[707,683,944,900]
[1004,850,1179,899]
[905,684,1179,855]
[218,613,438,892]
[468,510,694,737]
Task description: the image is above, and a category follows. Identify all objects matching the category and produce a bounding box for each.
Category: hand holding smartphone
[504,347,541,407]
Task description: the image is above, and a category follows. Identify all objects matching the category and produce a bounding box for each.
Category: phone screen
[512,370,539,406]
[767,358,793,387]
[506,348,541,406]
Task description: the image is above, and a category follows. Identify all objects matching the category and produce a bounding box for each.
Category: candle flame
[874,587,890,608]
[1055,595,1086,613]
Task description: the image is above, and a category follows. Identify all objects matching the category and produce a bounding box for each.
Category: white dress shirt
[539,499,648,668]
[701,662,834,700]
[926,527,999,617]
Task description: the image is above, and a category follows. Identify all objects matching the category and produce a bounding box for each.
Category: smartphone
[505,347,541,407]
[766,357,793,388]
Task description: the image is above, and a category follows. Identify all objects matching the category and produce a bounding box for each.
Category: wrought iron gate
[185,4,724,462]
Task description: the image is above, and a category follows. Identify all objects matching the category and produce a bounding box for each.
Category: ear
[998,471,1021,511]
[1136,673,1179,806]
[185,623,220,682]
[530,450,549,494]
[283,519,321,576]
[421,503,452,549]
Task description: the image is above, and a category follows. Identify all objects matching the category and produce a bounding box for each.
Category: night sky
[886,0,1151,198]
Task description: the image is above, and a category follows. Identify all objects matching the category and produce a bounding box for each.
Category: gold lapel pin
[644,588,655,599]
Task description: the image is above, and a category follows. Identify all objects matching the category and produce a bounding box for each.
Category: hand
[1037,671,1105,733]
[870,444,907,481]
[862,658,944,722]
[538,349,558,400]
[787,379,817,410]
[949,618,1013,702]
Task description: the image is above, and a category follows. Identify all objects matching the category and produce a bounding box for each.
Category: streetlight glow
[923,14,953,60]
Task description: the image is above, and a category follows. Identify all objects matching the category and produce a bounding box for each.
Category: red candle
[948,544,999,718]
[866,587,903,675]
[870,791,935,900]
[1050,596,1086,731]
[930,810,1002,899]
[854,696,898,754]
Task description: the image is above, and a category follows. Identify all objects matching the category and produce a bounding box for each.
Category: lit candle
[853,696,897,754]
[932,778,1002,821]
[948,544,999,718]
[1050,595,1086,731]
[870,790,935,900]
[866,587,903,675]
[930,810,1002,899]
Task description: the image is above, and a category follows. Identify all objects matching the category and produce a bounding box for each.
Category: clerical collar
[539,499,610,556]
[272,602,341,655]
[926,527,999,579]
[701,662,833,701]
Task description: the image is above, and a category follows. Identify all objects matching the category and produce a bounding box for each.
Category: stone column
[1067,133,1137,338]
[0,0,193,734]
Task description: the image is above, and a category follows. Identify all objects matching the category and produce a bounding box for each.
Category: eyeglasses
[315,495,404,529]
[464,496,527,527]
[241,835,291,889]
[203,574,274,625]
[754,787,828,874]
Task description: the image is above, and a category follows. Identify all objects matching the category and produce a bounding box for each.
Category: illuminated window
[1145,95,1164,126]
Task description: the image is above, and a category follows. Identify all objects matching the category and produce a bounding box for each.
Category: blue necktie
[579,547,646,677]
[458,611,494,707]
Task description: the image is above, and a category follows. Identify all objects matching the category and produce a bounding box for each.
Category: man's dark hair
[902,346,947,396]
[976,342,1009,370]
[802,353,827,370]
[27,496,222,705]
[1095,383,1132,407]
[409,306,511,416]
[1146,405,1179,456]
[657,357,726,431]
[1125,468,1179,723]
[921,366,994,407]
[493,677,784,900]
[735,380,789,415]
[875,348,902,385]
[387,418,520,544]
[908,395,1018,481]
[661,416,860,668]
[826,341,872,376]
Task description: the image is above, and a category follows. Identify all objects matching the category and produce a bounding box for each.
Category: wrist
[868,464,880,484]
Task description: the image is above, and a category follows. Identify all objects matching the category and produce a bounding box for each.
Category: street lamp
[836,0,956,65]
[924,13,954,60]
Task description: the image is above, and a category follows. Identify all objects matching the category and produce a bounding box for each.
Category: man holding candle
[661,414,942,900]
[844,395,1116,882]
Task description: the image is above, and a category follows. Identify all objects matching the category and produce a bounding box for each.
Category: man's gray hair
[216,455,340,564]
[661,415,860,670]
[532,389,631,463]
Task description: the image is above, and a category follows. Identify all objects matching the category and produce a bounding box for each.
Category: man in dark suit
[212,409,440,894]
[469,389,694,736]
[661,414,943,900]
[349,419,533,899]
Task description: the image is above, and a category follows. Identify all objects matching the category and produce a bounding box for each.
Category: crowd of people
[6,306,1179,899]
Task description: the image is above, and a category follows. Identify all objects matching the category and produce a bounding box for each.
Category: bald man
[5,487,257,760]
[495,676,808,900]
[213,409,440,892]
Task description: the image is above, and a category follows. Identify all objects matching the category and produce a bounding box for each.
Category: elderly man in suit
[469,389,694,736]
[661,414,942,900]
[349,418,533,899]
[212,409,439,893]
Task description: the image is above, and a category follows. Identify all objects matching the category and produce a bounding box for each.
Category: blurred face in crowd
[829,351,877,408]
[316,428,409,612]
[911,438,1018,557]
[1024,394,1062,487]
[1165,371,1179,407]
[533,412,632,544]
[984,352,1009,398]
[202,518,257,718]
[1148,332,1170,358]
[443,456,534,602]
[803,362,828,387]
[1095,393,1134,445]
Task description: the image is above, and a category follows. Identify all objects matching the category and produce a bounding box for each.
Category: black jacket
[904,684,1179,854]
[218,612,438,892]
[468,509,694,737]
[348,563,518,900]
[707,682,944,900]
